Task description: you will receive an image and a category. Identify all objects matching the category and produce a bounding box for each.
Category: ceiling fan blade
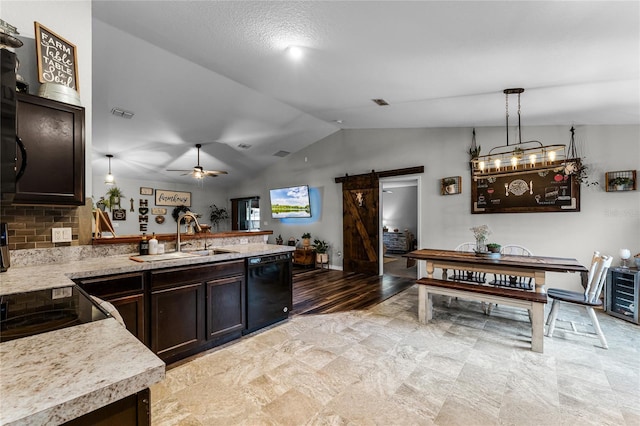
[166,169,192,172]
[203,170,228,176]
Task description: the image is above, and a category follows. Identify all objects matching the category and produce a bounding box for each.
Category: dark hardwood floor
[292,268,415,315]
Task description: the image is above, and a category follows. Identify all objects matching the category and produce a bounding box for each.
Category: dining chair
[490,244,534,290]
[485,244,534,315]
[449,242,486,284]
[545,251,613,349]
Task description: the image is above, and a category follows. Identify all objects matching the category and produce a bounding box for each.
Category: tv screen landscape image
[270,185,312,218]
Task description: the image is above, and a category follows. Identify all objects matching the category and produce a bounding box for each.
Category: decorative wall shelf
[605,170,636,192]
[441,176,461,195]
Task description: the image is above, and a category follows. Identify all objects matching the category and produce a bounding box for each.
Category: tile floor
[150,285,640,425]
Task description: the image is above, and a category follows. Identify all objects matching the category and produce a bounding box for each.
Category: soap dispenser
[139,233,149,255]
[148,233,158,255]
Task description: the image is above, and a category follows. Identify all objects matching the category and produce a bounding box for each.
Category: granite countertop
[0,319,165,425]
[0,243,293,425]
[1,243,295,295]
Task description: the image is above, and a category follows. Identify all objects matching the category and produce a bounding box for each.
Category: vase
[475,237,486,253]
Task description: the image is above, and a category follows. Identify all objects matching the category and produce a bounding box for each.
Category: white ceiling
[91,1,640,188]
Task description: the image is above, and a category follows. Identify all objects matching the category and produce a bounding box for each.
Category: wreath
[171,205,191,223]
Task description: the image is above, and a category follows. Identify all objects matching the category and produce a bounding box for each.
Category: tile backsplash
[0,205,81,250]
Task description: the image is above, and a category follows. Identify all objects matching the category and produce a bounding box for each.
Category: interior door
[342,173,379,274]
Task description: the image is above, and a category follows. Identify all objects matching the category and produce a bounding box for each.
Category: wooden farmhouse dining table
[405,249,589,353]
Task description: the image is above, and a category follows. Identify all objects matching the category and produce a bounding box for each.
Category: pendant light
[105,154,115,185]
[470,88,567,179]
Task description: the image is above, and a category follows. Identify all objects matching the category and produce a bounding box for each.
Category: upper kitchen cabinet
[14,93,85,205]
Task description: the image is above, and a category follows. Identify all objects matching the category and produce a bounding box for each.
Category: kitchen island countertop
[0,243,293,425]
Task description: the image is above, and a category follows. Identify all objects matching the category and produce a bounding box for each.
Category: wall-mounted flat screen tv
[269,185,312,218]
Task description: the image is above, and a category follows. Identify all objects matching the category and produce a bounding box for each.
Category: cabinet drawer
[151,260,244,290]
[76,272,144,298]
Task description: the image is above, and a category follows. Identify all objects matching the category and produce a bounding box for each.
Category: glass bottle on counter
[148,233,158,255]
[139,233,149,255]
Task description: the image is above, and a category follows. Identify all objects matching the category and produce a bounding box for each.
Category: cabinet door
[151,282,205,360]
[109,293,147,346]
[206,275,245,341]
[76,272,146,345]
[15,93,85,205]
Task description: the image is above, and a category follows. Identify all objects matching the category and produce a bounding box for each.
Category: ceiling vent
[273,150,290,158]
[237,143,252,150]
[111,107,134,119]
[372,98,389,106]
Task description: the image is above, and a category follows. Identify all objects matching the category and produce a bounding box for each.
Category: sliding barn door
[342,174,379,274]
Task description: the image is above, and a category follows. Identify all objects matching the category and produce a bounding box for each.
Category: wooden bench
[416,277,548,353]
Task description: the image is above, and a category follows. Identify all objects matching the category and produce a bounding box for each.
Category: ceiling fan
[167,144,228,179]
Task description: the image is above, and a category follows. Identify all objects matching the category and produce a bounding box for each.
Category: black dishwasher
[245,253,292,334]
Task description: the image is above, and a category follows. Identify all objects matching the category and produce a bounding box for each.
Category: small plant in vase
[301,232,311,248]
[486,243,501,253]
[610,177,633,191]
[313,239,329,264]
[104,186,124,212]
[443,178,457,194]
[209,204,229,232]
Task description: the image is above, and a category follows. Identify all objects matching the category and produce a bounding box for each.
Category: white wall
[382,186,418,236]
[233,125,640,289]
[2,0,93,196]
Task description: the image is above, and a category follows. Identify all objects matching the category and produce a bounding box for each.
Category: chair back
[500,245,533,256]
[584,252,613,304]
[454,242,477,252]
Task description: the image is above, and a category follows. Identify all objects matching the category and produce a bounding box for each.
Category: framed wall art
[441,176,461,195]
[140,187,153,195]
[155,189,191,207]
[34,22,79,91]
[471,169,580,214]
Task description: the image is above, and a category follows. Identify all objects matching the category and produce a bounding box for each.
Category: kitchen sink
[182,248,238,256]
[129,251,202,262]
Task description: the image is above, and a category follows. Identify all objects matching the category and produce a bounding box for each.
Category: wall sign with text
[155,189,191,207]
[34,22,79,91]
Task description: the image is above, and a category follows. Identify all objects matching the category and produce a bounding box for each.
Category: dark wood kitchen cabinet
[15,93,85,205]
[75,272,147,346]
[206,273,245,342]
[150,260,245,363]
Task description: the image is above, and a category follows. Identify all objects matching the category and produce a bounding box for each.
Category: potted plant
[443,178,457,194]
[610,176,633,190]
[486,243,501,253]
[313,239,329,264]
[301,232,311,248]
[209,204,229,231]
[104,186,124,211]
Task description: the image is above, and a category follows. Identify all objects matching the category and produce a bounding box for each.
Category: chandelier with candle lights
[471,88,568,180]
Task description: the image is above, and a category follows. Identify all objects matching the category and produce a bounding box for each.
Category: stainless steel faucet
[176,211,202,252]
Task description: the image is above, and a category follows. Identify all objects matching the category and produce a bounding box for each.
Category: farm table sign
[155,190,191,207]
[34,22,79,91]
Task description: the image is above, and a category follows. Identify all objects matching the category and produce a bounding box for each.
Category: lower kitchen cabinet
[151,282,205,361]
[75,272,147,345]
[150,260,245,363]
[206,274,245,342]
[63,388,150,426]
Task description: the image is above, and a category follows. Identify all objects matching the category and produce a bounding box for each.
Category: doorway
[380,177,420,279]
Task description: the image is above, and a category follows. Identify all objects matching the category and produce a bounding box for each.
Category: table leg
[534,271,546,293]
[426,260,434,278]
[418,285,427,323]
[530,302,544,353]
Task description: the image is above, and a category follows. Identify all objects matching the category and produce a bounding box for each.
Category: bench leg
[418,285,427,323]
[530,302,544,353]
[546,299,560,336]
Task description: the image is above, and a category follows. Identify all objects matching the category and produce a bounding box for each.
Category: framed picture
[112,208,127,221]
[151,207,167,215]
[441,176,461,195]
[140,187,153,195]
[155,189,191,207]
[34,22,79,92]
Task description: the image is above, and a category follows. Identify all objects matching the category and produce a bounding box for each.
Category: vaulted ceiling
[91,1,640,188]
